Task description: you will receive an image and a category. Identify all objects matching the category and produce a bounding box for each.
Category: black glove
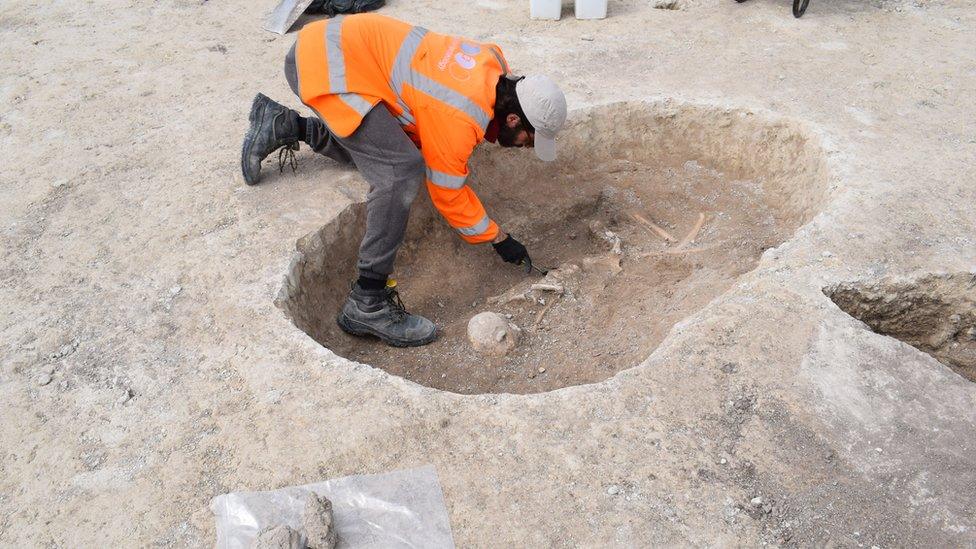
[492,235,529,265]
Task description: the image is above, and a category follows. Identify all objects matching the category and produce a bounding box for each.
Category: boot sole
[240,95,266,186]
[336,313,438,348]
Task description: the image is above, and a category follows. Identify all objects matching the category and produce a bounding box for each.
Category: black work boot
[336,284,437,347]
[241,93,301,186]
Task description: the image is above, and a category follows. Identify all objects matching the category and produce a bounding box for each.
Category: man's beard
[497,122,525,147]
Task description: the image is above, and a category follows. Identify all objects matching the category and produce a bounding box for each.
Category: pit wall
[275,100,831,366]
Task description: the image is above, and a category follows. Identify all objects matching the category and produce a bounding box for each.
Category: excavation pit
[826,273,976,382]
[276,102,830,394]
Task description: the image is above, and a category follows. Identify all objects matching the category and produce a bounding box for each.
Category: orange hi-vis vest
[295,14,510,244]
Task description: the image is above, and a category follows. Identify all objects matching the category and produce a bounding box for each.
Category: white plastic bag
[210,465,455,549]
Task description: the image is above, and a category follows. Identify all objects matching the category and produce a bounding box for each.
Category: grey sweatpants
[285,45,425,282]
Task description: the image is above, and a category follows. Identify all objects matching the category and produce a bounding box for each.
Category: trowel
[264,0,316,34]
[522,258,551,276]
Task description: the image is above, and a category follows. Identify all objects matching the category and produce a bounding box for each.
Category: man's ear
[505,113,521,128]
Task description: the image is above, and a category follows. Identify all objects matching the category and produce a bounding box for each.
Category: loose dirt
[336,160,790,393]
[277,103,828,394]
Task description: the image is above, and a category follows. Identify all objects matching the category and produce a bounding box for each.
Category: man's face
[497,113,535,148]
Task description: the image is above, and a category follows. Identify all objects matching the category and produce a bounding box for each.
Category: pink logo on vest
[454,52,476,70]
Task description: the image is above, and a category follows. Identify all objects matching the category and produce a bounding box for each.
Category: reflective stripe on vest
[325,17,347,91]
[388,25,491,130]
[426,167,467,189]
[456,214,491,236]
[410,72,490,128]
[390,26,427,126]
[339,92,373,116]
[489,47,509,74]
[326,16,373,117]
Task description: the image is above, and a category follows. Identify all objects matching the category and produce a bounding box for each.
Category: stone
[467,312,520,356]
[37,373,52,386]
[607,485,621,495]
[117,388,134,406]
[302,492,338,549]
[251,524,302,549]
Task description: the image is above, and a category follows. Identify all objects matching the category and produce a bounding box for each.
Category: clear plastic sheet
[210,465,455,549]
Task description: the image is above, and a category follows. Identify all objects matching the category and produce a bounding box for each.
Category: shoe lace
[386,288,408,322]
[278,144,298,175]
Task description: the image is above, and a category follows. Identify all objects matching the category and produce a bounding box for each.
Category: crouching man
[242,13,567,347]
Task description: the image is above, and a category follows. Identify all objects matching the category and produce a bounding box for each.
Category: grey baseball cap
[516,75,567,161]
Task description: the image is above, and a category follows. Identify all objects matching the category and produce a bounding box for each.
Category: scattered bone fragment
[251,525,303,549]
[581,255,623,277]
[630,212,676,242]
[587,218,607,238]
[487,288,530,305]
[302,492,338,549]
[677,213,706,249]
[587,220,623,254]
[608,231,622,255]
[530,283,565,294]
[468,312,521,355]
[555,263,580,277]
[533,299,557,328]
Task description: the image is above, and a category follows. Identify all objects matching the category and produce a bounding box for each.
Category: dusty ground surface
[2,0,976,546]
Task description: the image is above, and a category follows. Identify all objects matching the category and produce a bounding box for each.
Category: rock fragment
[251,525,302,549]
[302,492,338,549]
[117,388,134,406]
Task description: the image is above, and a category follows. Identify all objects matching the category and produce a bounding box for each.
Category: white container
[530,0,561,20]
[575,0,607,19]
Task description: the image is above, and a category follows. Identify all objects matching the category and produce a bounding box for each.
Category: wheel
[793,0,809,17]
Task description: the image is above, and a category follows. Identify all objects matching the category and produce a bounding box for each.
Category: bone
[531,283,565,294]
[609,232,622,255]
[487,289,530,305]
[533,299,558,329]
[677,213,706,250]
[630,212,676,242]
